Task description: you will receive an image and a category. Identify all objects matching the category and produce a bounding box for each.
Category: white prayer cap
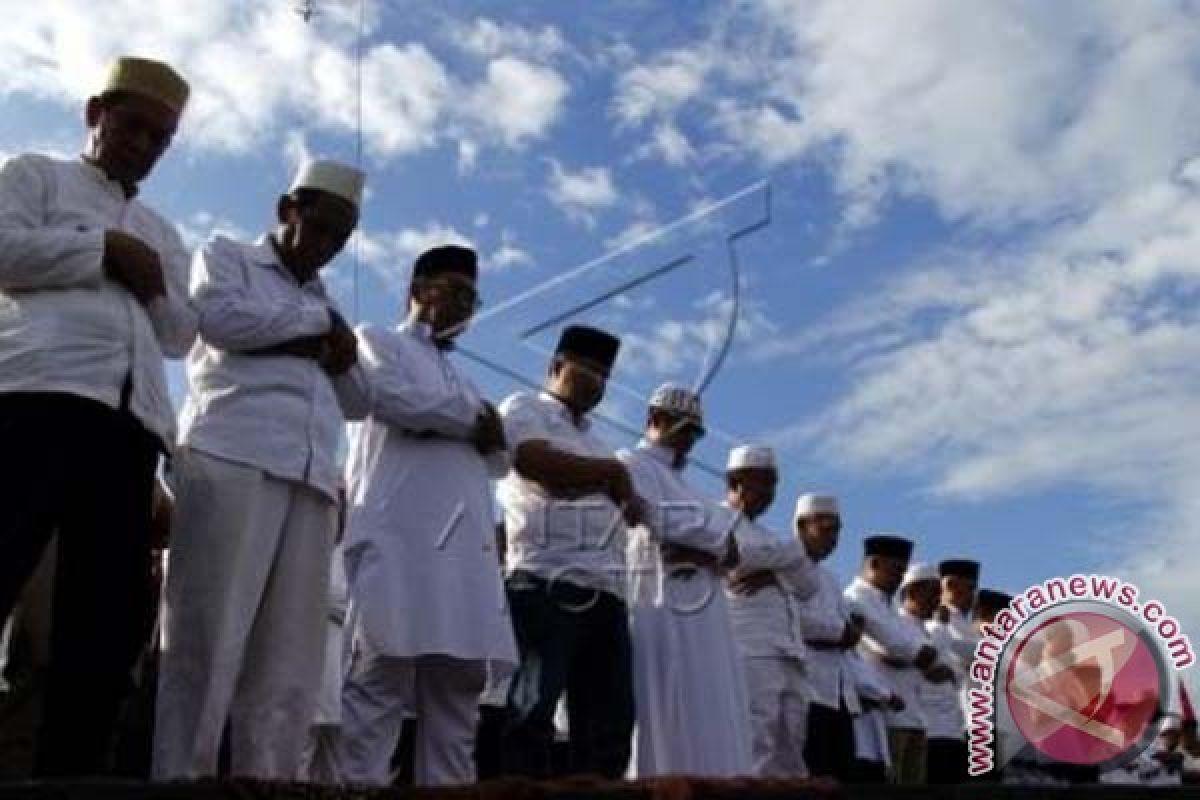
[101,56,189,114]
[289,158,366,210]
[795,493,839,519]
[648,383,703,421]
[900,561,939,591]
[727,445,775,471]
[1161,713,1183,733]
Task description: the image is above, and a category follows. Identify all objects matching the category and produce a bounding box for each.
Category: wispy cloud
[0,2,570,162]
[546,159,619,226]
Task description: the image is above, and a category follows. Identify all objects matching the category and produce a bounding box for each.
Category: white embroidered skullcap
[795,493,839,519]
[900,561,940,591]
[648,383,703,421]
[727,445,775,471]
[289,158,366,209]
[102,56,189,114]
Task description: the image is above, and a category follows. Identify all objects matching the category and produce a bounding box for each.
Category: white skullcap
[727,445,775,471]
[290,158,366,210]
[795,493,839,518]
[1162,713,1183,733]
[648,383,703,421]
[900,561,940,591]
[102,56,189,114]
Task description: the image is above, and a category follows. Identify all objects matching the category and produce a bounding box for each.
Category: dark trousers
[501,571,634,779]
[851,758,888,784]
[927,736,969,784]
[0,392,159,777]
[804,702,857,782]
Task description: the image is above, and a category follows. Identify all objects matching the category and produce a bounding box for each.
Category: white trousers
[153,449,335,780]
[743,656,811,778]
[336,649,485,787]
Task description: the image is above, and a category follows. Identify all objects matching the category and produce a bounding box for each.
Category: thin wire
[353,0,365,322]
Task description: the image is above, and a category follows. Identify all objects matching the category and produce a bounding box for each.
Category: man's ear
[276,194,295,225]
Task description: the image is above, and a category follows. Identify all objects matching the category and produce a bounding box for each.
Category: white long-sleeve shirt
[341,320,515,664]
[496,390,627,598]
[844,577,927,729]
[725,512,819,660]
[798,565,861,713]
[923,616,967,739]
[0,154,195,445]
[178,234,363,499]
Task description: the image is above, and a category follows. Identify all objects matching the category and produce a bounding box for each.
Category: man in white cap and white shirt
[722,445,819,778]
[844,535,943,784]
[623,384,752,777]
[334,245,516,786]
[794,494,862,781]
[884,561,959,784]
[906,563,969,784]
[0,55,193,777]
[154,157,366,780]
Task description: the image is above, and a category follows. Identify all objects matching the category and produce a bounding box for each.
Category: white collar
[78,156,136,199]
[537,390,591,431]
[637,437,681,470]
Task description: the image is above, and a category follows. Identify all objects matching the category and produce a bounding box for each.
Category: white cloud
[612,47,714,126]
[489,230,533,271]
[356,222,474,288]
[176,210,247,251]
[597,2,1200,637]
[451,17,565,62]
[0,2,567,162]
[547,160,619,226]
[764,162,1200,640]
[282,131,312,170]
[465,57,569,148]
[634,123,695,166]
[620,291,778,377]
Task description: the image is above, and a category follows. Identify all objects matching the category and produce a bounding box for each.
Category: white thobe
[849,653,892,766]
[496,391,627,597]
[923,618,967,740]
[622,441,752,778]
[155,234,362,781]
[0,154,195,445]
[928,606,979,736]
[725,512,819,777]
[798,566,861,714]
[847,578,930,733]
[337,320,516,787]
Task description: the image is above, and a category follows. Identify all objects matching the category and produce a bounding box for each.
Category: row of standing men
[0,55,998,785]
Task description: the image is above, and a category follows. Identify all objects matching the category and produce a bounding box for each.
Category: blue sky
[4,1,1200,669]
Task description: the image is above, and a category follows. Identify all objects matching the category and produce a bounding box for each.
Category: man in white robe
[154,159,366,781]
[623,384,752,778]
[795,495,862,781]
[334,245,517,787]
[722,445,819,778]
[0,56,193,777]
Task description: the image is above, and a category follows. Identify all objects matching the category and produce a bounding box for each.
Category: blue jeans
[501,571,634,779]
